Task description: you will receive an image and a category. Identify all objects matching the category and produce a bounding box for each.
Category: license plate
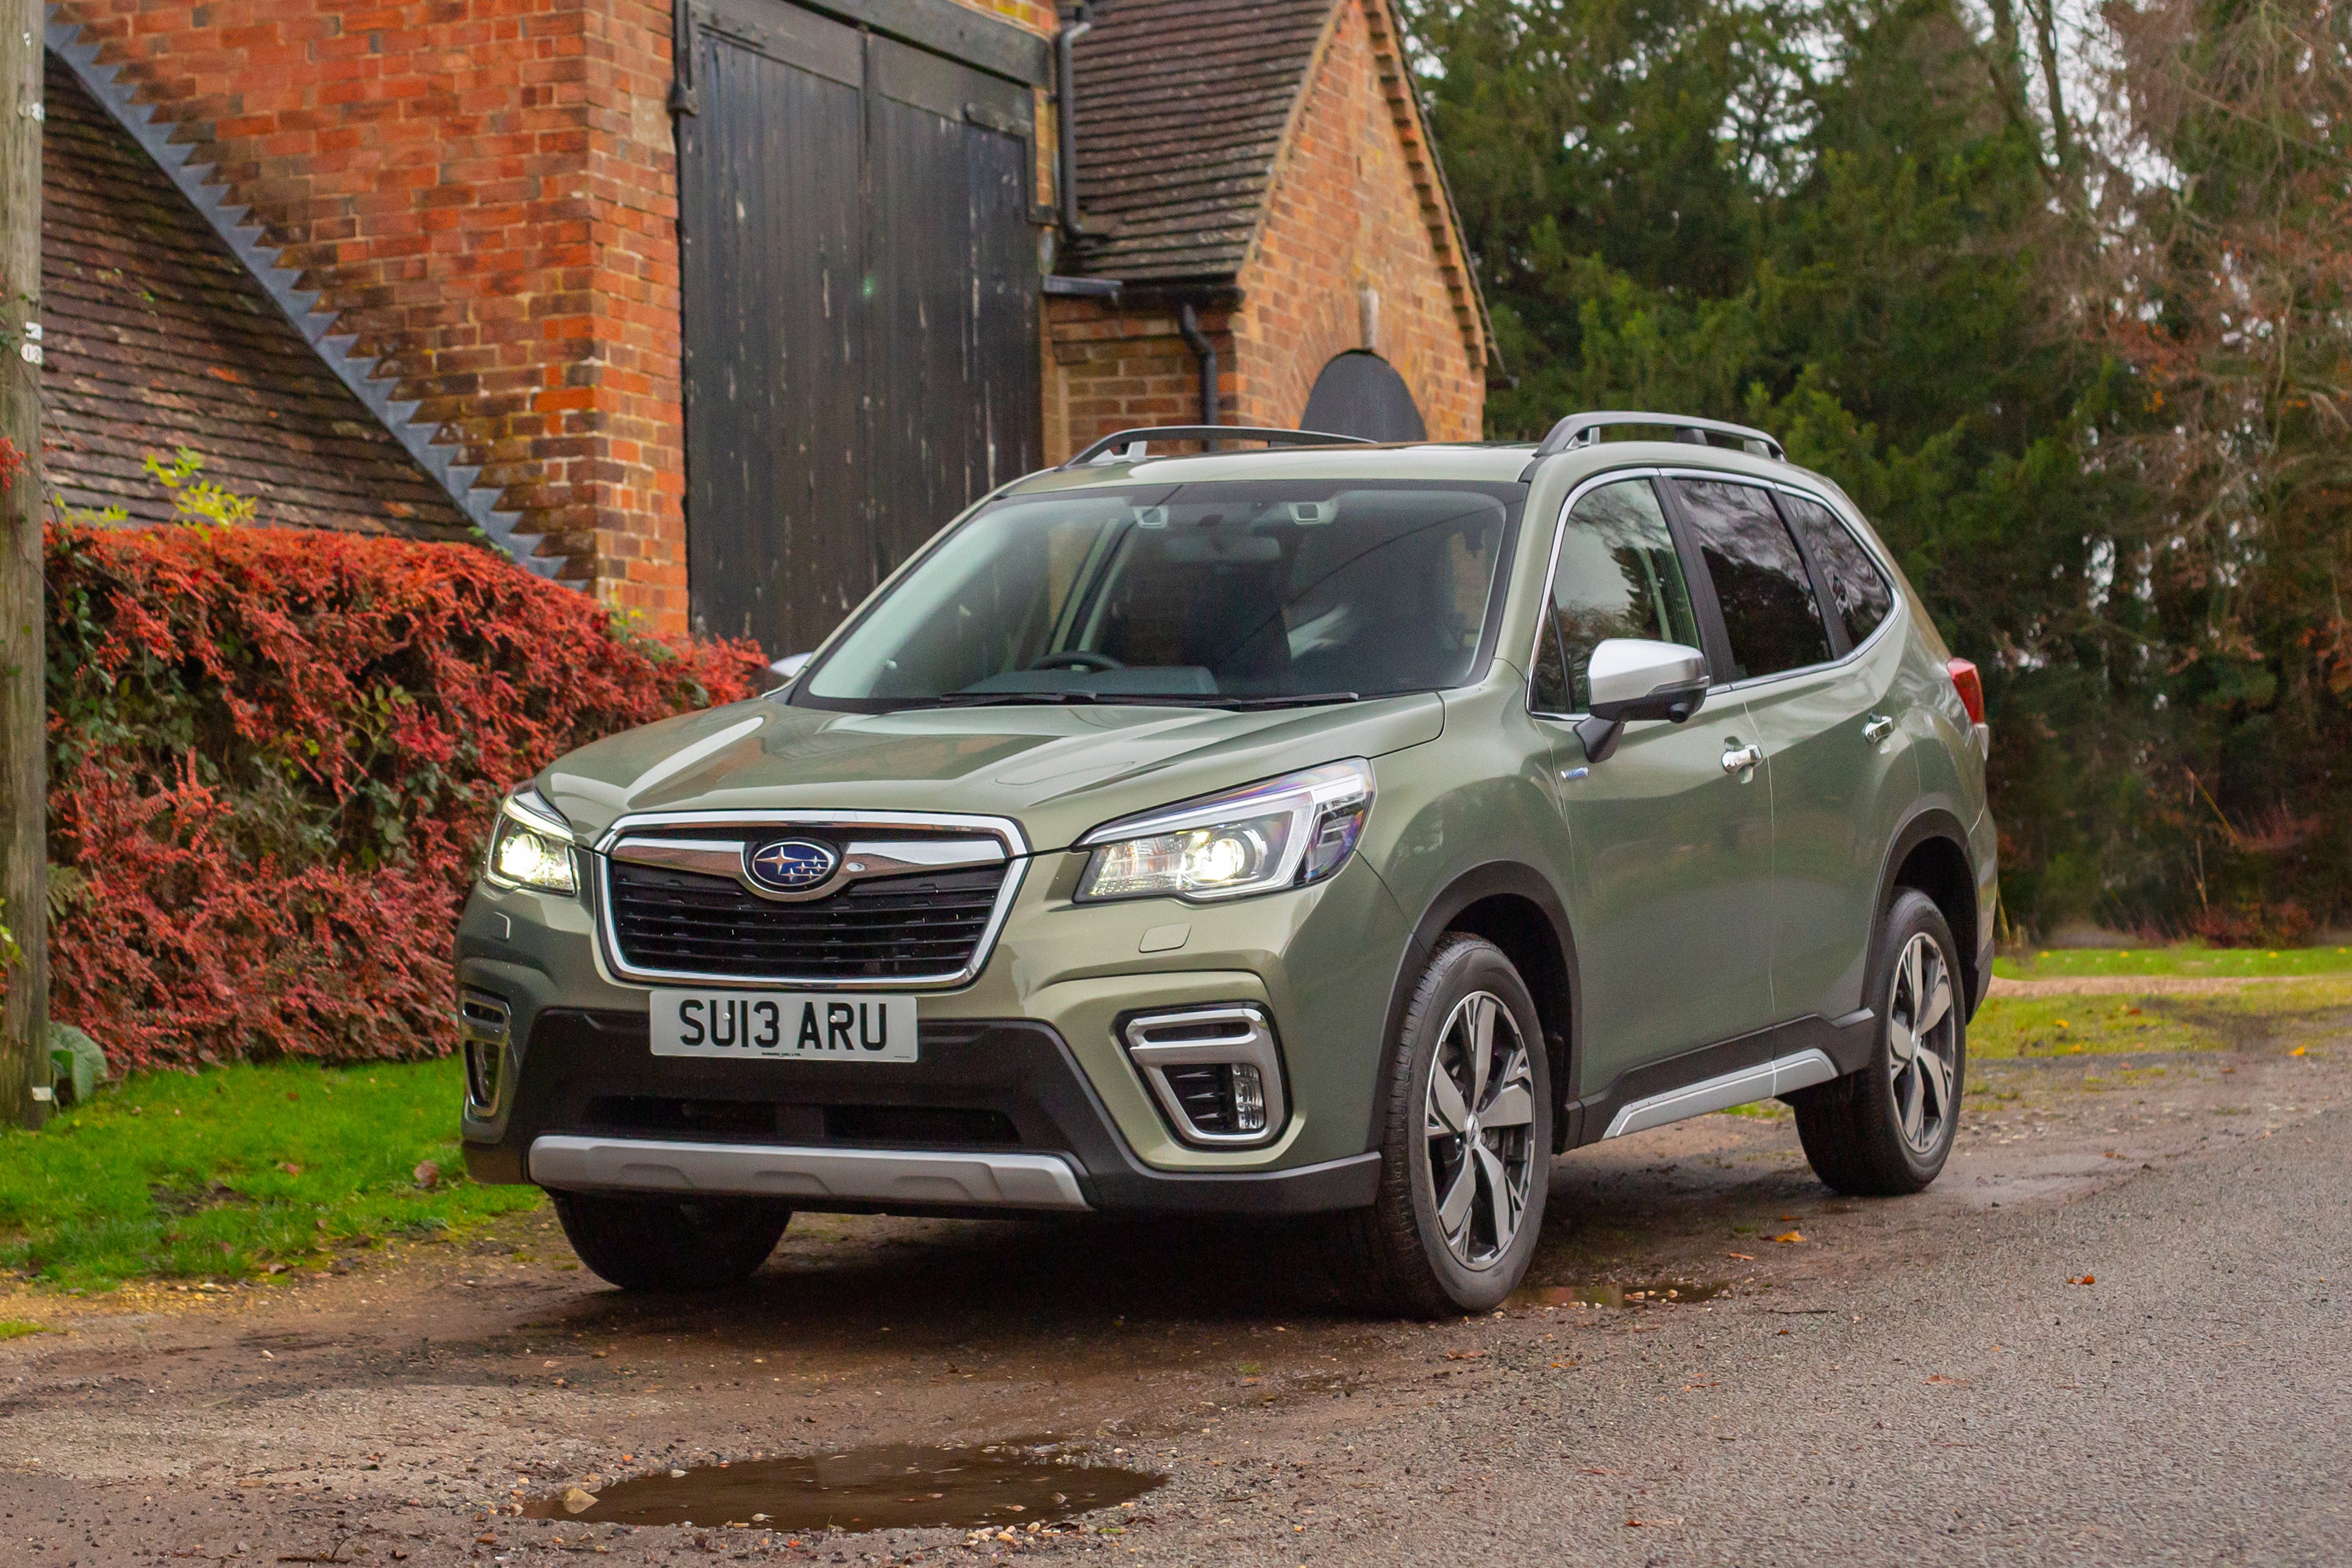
[649,990,918,1063]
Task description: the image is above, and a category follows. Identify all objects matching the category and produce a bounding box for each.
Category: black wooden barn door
[680,0,1043,654]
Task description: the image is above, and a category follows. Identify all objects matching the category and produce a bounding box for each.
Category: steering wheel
[1030,650,1125,673]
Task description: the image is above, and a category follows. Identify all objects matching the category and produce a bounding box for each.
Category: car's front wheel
[1324,934,1552,1316]
[549,1191,791,1291]
[1792,889,1966,1194]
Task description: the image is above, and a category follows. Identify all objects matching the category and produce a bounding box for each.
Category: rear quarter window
[1780,493,1895,648]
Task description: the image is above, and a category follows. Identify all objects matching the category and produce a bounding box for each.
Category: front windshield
[799,480,1522,708]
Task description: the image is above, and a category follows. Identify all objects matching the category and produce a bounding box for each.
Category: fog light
[457,989,511,1115]
[1230,1064,1267,1134]
[1121,1005,1286,1147]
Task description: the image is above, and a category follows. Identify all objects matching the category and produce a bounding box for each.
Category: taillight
[1947,658,1985,725]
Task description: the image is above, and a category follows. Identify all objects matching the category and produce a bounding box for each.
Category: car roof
[1002,436,1839,501]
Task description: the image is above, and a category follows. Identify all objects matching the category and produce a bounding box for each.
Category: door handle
[1720,742,1762,775]
[1862,714,1895,744]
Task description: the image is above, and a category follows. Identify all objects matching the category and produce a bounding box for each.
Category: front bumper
[460,1007,1379,1215]
[456,835,1413,1215]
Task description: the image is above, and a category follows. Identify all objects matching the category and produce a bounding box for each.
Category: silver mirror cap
[1584,638,1707,710]
[770,651,814,681]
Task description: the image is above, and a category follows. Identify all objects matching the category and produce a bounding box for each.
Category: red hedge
[40,524,766,1071]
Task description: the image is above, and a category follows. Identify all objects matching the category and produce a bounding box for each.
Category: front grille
[607,860,1008,981]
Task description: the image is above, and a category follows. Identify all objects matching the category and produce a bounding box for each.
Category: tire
[549,1191,791,1291]
[1793,889,1966,1196]
[1322,934,1553,1316]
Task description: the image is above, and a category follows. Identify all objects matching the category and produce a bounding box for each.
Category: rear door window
[1778,493,1894,648]
[1531,479,1703,713]
[1670,479,1833,681]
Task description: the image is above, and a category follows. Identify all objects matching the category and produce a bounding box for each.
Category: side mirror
[1575,638,1709,763]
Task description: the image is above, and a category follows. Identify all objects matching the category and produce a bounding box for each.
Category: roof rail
[1063,426,1375,469]
[1525,411,1786,468]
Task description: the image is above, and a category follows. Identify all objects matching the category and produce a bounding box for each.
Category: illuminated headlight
[483,788,578,895]
[1075,760,1373,903]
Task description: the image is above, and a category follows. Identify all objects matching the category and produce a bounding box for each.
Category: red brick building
[43,0,1491,652]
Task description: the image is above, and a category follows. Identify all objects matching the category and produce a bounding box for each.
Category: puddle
[1509,1280,1733,1310]
[524,1441,1164,1532]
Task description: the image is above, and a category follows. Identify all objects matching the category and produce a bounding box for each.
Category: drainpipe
[1178,304,1218,450]
[1055,7,1092,243]
[668,0,699,115]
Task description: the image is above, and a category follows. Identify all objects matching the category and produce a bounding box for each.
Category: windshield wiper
[932,690,1112,707]
[1125,692,1364,710]
[930,690,1365,711]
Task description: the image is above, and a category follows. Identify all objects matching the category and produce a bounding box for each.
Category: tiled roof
[39,51,474,541]
[1065,0,1337,283]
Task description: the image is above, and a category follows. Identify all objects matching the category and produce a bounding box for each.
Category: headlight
[483,788,578,895]
[1075,760,1373,903]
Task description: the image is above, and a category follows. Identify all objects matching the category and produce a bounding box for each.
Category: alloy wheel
[1423,991,1537,1269]
[1886,932,1959,1155]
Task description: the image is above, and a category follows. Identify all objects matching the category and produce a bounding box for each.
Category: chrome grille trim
[608,833,1007,903]
[592,810,1030,991]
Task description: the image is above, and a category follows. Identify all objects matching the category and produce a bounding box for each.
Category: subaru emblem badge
[744,838,839,894]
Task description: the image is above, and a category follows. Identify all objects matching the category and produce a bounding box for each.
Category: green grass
[1971,977,2352,1059]
[0,1058,541,1291]
[1994,943,2352,980]
[0,1318,51,1339]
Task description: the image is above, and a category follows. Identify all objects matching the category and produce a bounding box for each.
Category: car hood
[536,694,1445,853]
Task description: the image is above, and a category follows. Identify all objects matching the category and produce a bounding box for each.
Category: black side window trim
[1651,474,1748,691]
[1768,488,1854,661]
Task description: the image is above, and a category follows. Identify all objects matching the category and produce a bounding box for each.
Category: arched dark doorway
[1300,351,1428,443]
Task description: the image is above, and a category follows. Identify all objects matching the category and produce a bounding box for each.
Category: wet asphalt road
[1,1044,2345,1567]
[1328,1087,2352,1566]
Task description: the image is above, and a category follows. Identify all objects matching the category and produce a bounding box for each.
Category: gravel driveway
[3,1026,2342,1566]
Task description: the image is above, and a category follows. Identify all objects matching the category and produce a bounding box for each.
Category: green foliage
[0,1058,541,1289]
[1410,0,2352,934]
[141,448,258,529]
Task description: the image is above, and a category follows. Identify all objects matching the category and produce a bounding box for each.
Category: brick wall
[54,0,1059,633]
[1046,298,1231,461]
[1234,0,1483,439]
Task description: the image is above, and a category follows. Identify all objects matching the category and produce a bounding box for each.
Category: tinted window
[1780,493,1894,647]
[801,482,1517,707]
[1672,479,1833,680]
[1531,480,1703,712]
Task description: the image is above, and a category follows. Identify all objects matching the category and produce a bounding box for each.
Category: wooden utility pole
[0,0,45,1129]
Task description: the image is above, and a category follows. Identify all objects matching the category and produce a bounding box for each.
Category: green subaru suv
[457,412,1995,1315]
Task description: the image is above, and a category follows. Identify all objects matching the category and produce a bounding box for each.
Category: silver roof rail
[1525,412,1786,469]
[1063,426,1375,469]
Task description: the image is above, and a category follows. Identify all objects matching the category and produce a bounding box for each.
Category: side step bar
[1602,1049,1840,1139]
[529,1136,1091,1211]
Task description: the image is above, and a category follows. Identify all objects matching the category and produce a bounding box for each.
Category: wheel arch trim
[1375,860,1583,1153]
[1872,806,1981,1011]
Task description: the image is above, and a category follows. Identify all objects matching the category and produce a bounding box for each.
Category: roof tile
[1066,0,1336,283]
[40,51,474,541]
